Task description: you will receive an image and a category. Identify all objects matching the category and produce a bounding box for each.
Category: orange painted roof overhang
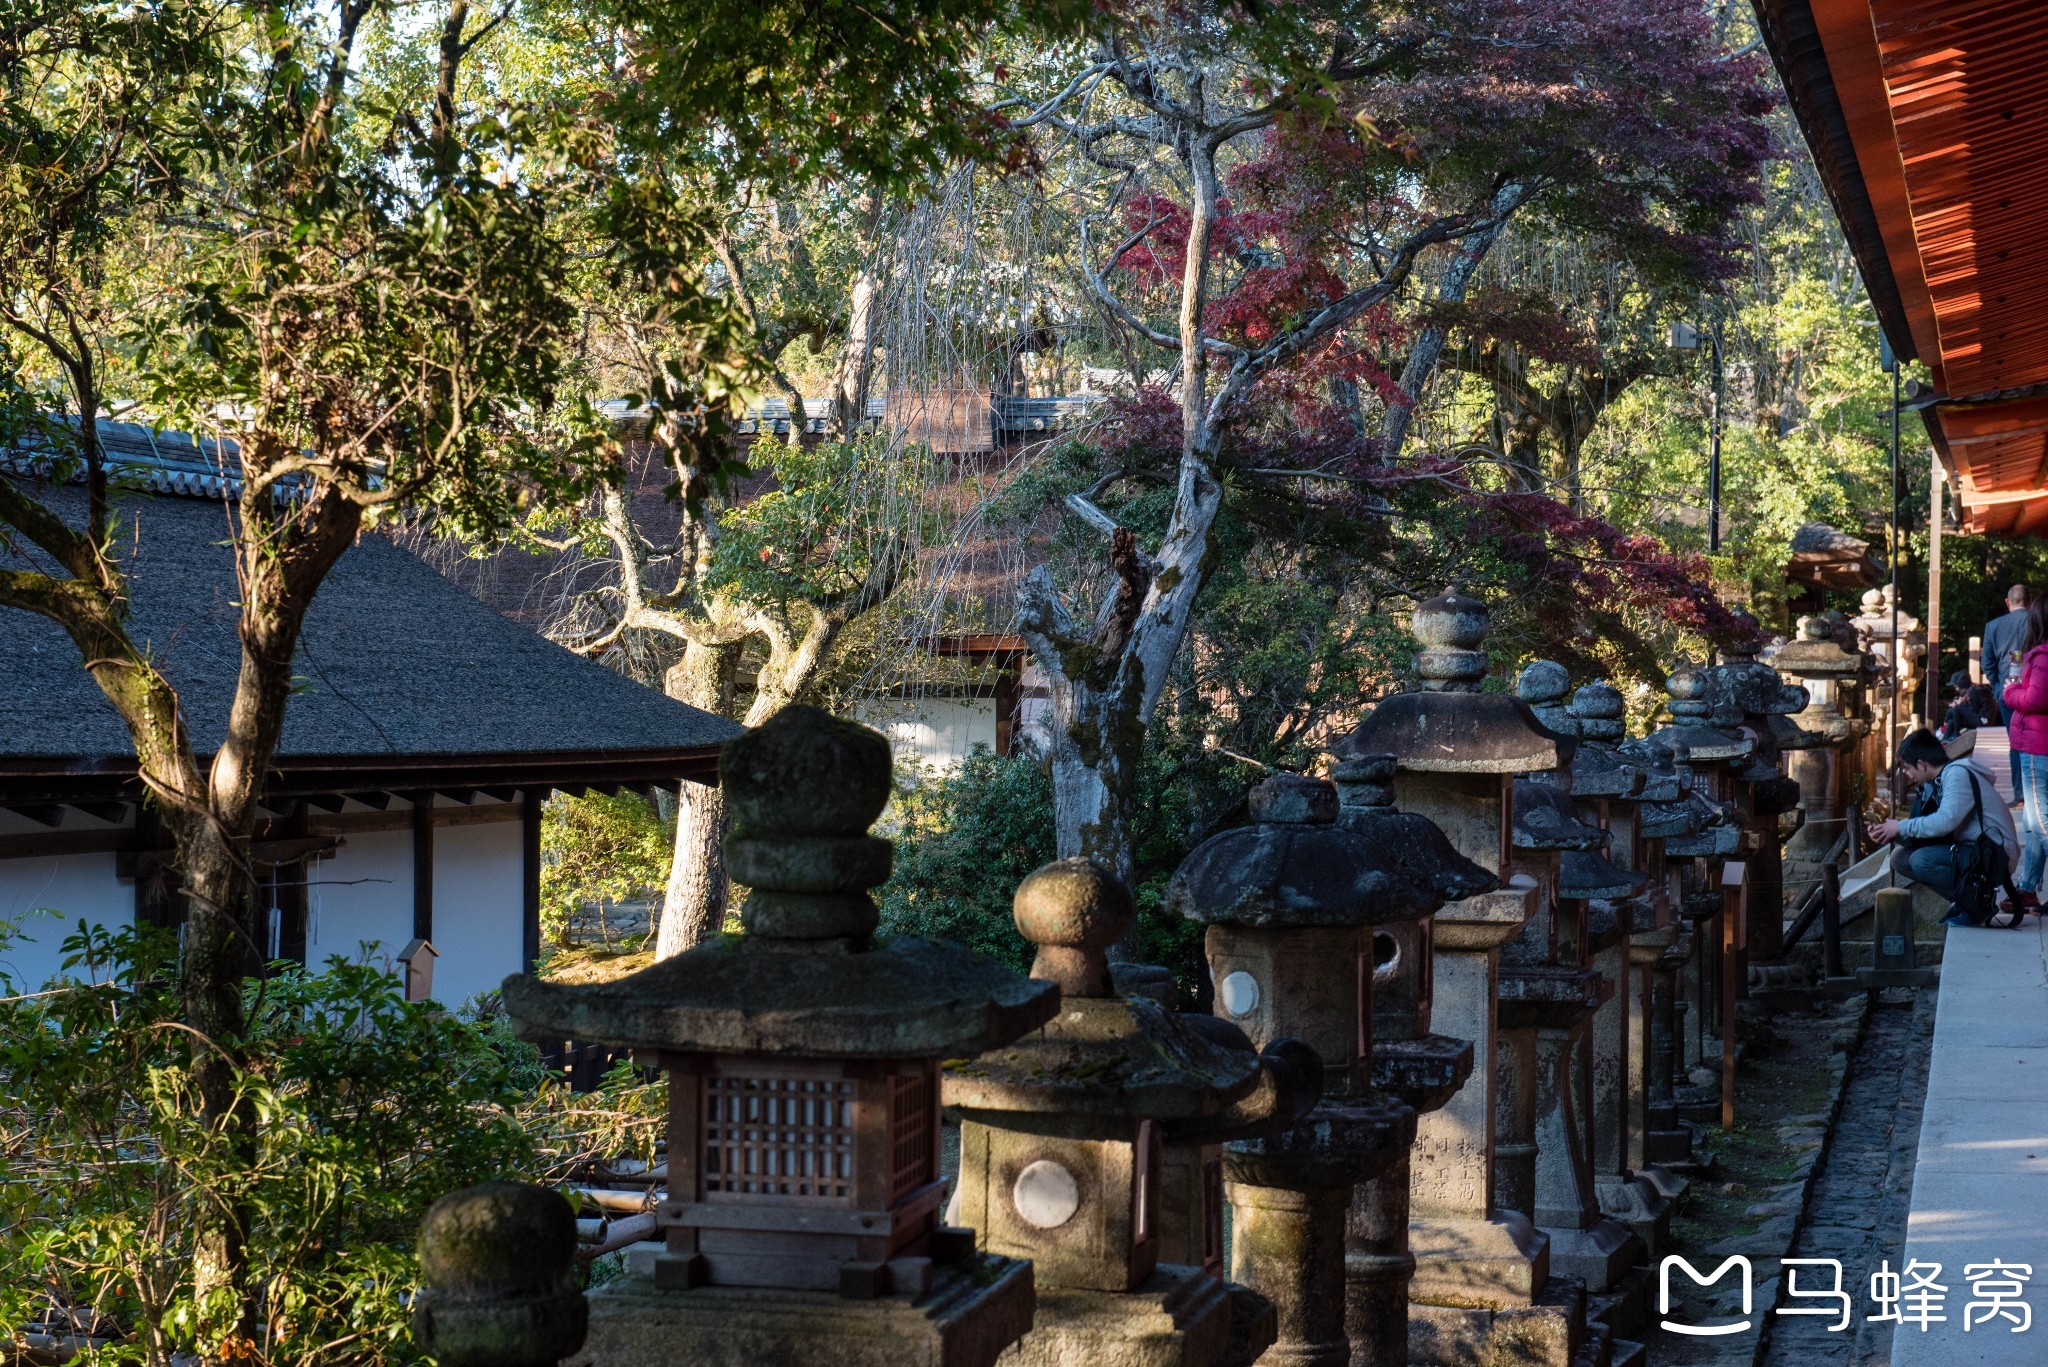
[1755,0,2048,536]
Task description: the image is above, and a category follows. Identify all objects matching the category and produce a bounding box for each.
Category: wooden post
[1925,454,1944,727]
[1720,860,1746,1131]
[522,789,545,971]
[411,792,435,942]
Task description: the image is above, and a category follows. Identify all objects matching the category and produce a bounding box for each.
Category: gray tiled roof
[2,434,741,766]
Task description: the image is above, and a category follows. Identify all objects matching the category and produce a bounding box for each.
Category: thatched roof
[1,434,739,789]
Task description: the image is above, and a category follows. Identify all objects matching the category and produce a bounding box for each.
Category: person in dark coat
[1984,584,2033,796]
[1941,671,1998,741]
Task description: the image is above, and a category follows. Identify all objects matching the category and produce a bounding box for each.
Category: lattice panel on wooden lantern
[888,1066,936,1203]
[702,1069,855,1203]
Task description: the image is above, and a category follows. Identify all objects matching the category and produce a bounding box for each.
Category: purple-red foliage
[1094,390,1756,660]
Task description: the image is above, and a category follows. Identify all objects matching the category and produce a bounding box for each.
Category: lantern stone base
[1408,1273,1592,1367]
[1595,1175,1671,1258]
[569,1254,1033,1367]
[1408,1212,1548,1307]
[1002,1264,1239,1367]
[1538,1217,1638,1292]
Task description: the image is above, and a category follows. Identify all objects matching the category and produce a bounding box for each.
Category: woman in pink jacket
[1996,593,2048,908]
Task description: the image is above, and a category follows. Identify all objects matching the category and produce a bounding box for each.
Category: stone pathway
[1761,989,1935,1367]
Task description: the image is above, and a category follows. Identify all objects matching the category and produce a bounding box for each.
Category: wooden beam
[1,829,132,860]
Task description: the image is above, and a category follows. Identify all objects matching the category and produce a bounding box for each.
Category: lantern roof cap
[1512,777,1610,851]
[944,858,1264,1127]
[1331,756,1498,902]
[502,706,1058,1058]
[1161,775,1444,930]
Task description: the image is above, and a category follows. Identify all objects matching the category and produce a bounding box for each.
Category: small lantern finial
[1411,588,1491,692]
[1014,858,1130,997]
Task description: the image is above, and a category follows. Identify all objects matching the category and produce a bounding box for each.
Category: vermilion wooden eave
[1786,0,2048,535]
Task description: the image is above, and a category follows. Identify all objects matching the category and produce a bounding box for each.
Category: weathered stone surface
[1559,852,1645,902]
[1372,1035,1476,1115]
[1163,811,1436,930]
[503,706,1059,1058]
[415,1182,587,1367]
[1645,667,1752,763]
[947,994,1262,1126]
[1407,1273,1583,1367]
[1512,781,1609,852]
[503,935,1058,1058]
[1338,692,1571,774]
[569,1259,1034,1367]
[1001,1267,1234,1367]
[1407,1212,1551,1306]
[1225,1093,1417,1191]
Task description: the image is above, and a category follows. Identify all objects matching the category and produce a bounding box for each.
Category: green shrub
[0,922,537,1365]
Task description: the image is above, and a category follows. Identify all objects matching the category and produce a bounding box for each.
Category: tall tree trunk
[832,267,878,441]
[169,813,259,1346]
[657,638,738,956]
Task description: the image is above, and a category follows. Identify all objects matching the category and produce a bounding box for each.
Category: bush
[879,747,1056,971]
[0,922,537,1365]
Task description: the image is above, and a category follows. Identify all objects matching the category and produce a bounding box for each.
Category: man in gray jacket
[1983,584,2031,796]
[1872,729,2022,925]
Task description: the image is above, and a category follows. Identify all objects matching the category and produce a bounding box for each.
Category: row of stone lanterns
[416,585,1847,1367]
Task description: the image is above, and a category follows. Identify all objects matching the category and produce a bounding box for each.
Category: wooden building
[0,423,739,1006]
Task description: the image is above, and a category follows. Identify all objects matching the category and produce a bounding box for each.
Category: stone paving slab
[1893,919,2048,1367]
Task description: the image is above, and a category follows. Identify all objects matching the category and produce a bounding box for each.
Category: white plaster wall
[0,853,131,991]
[306,829,413,980]
[430,821,525,1010]
[855,698,999,775]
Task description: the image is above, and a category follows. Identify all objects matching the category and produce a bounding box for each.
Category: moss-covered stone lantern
[502,706,1059,1367]
[1333,589,1587,1367]
[1327,755,1490,1367]
[946,858,1304,1367]
[1164,773,1432,1367]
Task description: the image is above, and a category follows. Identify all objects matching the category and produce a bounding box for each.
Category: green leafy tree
[0,0,1092,1336]
[540,791,675,948]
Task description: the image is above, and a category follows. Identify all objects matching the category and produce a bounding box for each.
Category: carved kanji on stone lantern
[502,706,1058,1367]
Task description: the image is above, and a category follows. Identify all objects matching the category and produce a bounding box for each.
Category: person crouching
[1868,729,2024,928]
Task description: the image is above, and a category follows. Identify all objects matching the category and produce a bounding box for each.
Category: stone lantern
[1852,583,1926,736]
[1333,589,1586,1367]
[502,707,1058,1367]
[1163,773,1430,1367]
[1623,738,1710,1176]
[1502,776,1639,1297]
[946,858,1308,1367]
[1576,692,1687,1257]
[1646,668,1750,1106]
[1333,755,1491,1367]
[1714,618,1819,966]
[1773,615,1876,887]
